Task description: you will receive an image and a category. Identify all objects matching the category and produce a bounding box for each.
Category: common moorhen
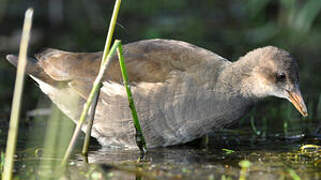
[7,39,308,148]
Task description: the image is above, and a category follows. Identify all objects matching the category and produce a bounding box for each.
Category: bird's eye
[276,72,286,82]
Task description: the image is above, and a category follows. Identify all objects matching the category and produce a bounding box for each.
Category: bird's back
[7,39,232,148]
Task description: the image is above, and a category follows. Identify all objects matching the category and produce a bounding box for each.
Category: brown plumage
[6,39,308,148]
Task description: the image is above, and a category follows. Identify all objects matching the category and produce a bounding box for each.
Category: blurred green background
[0,0,320,137]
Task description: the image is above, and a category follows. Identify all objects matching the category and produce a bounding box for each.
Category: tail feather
[6,54,19,67]
[6,54,42,75]
[6,54,59,86]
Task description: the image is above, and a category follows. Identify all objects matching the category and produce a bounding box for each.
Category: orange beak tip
[287,89,308,118]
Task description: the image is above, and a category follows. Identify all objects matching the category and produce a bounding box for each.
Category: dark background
[0,0,320,137]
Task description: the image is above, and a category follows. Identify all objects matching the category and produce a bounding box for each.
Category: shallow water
[2,121,320,180]
[82,144,321,180]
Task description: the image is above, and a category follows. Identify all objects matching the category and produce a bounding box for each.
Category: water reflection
[1,118,320,180]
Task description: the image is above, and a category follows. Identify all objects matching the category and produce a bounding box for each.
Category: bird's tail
[6,54,41,75]
[6,54,58,85]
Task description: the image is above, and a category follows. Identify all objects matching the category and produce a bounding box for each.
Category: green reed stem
[82,85,101,156]
[117,42,147,159]
[100,0,121,67]
[2,8,33,180]
[62,41,121,166]
[81,0,122,158]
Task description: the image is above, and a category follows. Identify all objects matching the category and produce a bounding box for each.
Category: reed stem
[81,85,101,156]
[100,0,121,67]
[2,8,33,180]
[81,0,122,158]
[61,41,121,166]
[117,42,147,159]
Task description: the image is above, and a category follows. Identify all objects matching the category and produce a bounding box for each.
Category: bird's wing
[35,39,228,99]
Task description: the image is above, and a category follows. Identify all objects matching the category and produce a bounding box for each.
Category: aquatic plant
[2,8,33,180]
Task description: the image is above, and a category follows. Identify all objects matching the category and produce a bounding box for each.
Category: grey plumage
[6,39,307,148]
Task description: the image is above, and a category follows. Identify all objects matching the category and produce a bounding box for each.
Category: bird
[6,39,308,149]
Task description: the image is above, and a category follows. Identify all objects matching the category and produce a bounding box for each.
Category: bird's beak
[286,86,308,117]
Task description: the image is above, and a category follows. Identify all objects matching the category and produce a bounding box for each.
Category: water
[1,119,320,180]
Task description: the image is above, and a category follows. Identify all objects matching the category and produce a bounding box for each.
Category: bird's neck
[216,58,258,101]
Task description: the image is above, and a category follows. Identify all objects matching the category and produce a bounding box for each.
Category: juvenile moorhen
[6,39,308,148]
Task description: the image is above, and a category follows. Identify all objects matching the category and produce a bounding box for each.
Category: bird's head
[239,46,307,117]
